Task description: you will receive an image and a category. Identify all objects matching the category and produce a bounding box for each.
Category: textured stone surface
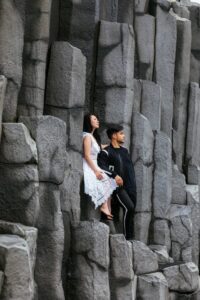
[185,82,200,182]
[137,272,169,300]
[134,15,155,81]
[18,0,52,116]
[134,212,151,244]
[134,0,149,13]
[0,164,39,226]
[0,271,4,295]
[155,7,177,137]
[0,76,6,140]
[131,240,158,275]
[172,15,191,171]
[149,245,173,264]
[172,164,187,205]
[0,0,24,121]
[0,123,38,164]
[0,235,34,300]
[186,185,200,266]
[153,219,171,252]
[163,263,199,292]
[46,42,86,109]
[69,221,110,300]
[153,132,172,219]
[170,205,192,262]
[19,116,67,184]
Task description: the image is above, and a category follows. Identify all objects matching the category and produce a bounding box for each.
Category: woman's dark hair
[83,113,101,147]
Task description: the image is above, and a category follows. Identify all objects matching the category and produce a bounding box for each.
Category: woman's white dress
[83,132,118,208]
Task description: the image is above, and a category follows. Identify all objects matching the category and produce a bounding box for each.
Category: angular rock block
[69,221,110,300]
[140,80,162,131]
[0,164,39,226]
[134,212,151,244]
[0,271,3,295]
[137,272,169,300]
[19,116,67,184]
[37,183,63,231]
[153,219,171,252]
[0,220,38,277]
[0,123,38,164]
[153,132,172,219]
[96,21,134,89]
[46,42,86,109]
[134,15,155,81]
[0,235,34,300]
[169,289,200,300]
[45,106,84,152]
[170,205,192,262]
[133,79,142,112]
[35,228,65,300]
[149,245,173,264]
[99,0,118,22]
[134,0,149,13]
[117,0,134,24]
[185,82,200,181]
[18,1,52,116]
[0,0,24,121]
[172,164,187,205]
[172,2,190,19]
[155,7,177,137]
[172,15,191,171]
[186,185,200,266]
[132,112,154,165]
[163,262,199,293]
[131,240,158,275]
[0,76,6,140]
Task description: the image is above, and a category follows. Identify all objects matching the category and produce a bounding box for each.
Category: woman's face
[90,115,99,129]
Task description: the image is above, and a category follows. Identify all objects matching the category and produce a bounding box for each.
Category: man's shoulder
[101,145,111,155]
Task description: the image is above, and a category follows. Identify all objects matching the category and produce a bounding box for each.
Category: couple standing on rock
[82,114,137,240]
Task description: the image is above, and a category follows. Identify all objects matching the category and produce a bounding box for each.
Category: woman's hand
[95,170,104,180]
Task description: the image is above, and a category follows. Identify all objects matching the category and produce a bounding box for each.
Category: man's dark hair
[106,124,124,139]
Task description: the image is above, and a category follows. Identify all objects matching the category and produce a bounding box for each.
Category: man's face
[113,130,125,144]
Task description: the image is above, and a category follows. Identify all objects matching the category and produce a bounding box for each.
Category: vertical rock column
[59,0,100,108]
[19,116,66,300]
[172,15,191,171]
[0,76,7,141]
[0,0,24,121]
[94,20,135,149]
[154,6,177,138]
[18,0,52,117]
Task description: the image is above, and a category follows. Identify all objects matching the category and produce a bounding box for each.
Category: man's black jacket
[97,144,137,200]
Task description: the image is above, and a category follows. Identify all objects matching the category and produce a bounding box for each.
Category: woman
[83,114,117,219]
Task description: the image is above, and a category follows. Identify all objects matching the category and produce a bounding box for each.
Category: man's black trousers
[112,188,135,240]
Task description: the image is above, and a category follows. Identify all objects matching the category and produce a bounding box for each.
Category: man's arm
[97,149,117,178]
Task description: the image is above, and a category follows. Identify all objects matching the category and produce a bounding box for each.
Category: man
[98,124,137,240]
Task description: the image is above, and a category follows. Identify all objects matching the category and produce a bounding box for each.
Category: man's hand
[115,175,123,186]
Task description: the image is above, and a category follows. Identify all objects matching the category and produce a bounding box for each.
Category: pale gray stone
[137,272,169,300]
[163,263,199,292]
[186,185,200,266]
[172,15,191,171]
[134,0,149,13]
[117,0,134,24]
[154,7,177,137]
[0,235,34,300]
[69,221,110,300]
[131,240,158,275]
[153,132,172,219]
[0,164,39,226]
[0,76,6,141]
[0,123,38,164]
[185,82,200,180]
[46,42,86,109]
[172,164,187,205]
[132,112,154,165]
[99,0,118,22]
[35,229,65,300]
[134,15,155,81]
[187,165,200,185]
[169,289,200,300]
[0,0,24,122]
[141,80,162,131]
[45,106,84,152]
[153,220,171,252]
[96,21,134,89]
[19,116,67,184]
[134,212,151,244]
[172,2,190,19]
[18,1,52,116]
[133,79,142,112]
[170,205,192,262]
[149,245,174,264]
[0,220,37,277]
